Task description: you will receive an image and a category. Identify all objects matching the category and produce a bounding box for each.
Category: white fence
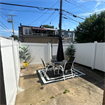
[21,43,70,65]
[74,42,105,72]
[21,42,105,72]
[0,38,105,105]
[0,37,20,105]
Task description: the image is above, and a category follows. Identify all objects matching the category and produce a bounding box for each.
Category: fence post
[102,88,105,105]
[10,37,18,87]
[48,43,51,63]
[92,41,97,69]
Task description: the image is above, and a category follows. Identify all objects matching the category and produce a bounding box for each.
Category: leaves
[65,45,75,57]
[75,11,105,43]
[19,46,31,63]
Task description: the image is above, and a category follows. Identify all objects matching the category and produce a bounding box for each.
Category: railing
[33,33,48,36]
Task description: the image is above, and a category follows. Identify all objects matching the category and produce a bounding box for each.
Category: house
[19,24,75,43]
[61,29,75,43]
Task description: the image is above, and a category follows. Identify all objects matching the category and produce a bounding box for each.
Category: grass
[50,96,54,99]
[42,100,45,101]
[63,89,68,94]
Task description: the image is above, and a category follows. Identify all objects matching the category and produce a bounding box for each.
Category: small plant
[65,45,75,57]
[63,89,68,94]
[19,46,31,63]
[42,100,45,101]
[50,96,54,99]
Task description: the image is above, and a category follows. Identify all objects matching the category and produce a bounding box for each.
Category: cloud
[94,0,101,8]
[0,29,18,34]
[78,0,88,2]
[78,8,105,16]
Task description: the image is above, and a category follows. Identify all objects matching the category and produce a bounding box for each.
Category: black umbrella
[57,36,64,61]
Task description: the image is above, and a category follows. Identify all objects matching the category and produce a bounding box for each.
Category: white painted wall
[0,37,20,105]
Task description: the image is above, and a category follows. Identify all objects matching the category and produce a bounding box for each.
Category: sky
[0,0,105,37]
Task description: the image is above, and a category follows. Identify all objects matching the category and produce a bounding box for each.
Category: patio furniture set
[40,56,75,81]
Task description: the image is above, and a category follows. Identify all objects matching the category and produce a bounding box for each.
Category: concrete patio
[15,63,104,105]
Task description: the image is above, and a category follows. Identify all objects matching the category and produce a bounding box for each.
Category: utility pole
[7,14,17,36]
[59,0,62,37]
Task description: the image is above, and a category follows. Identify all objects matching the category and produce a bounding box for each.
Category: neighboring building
[19,24,75,43]
[61,29,75,43]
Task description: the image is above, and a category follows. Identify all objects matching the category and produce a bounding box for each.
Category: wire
[50,14,59,24]
[0,2,59,11]
[40,11,56,25]
[65,0,89,10]
[0,14,7,21]
[0,12,20,25]
[63,14,80,23]
[0,25,12,33]
[0,7,51,14]
[62,18,67,29]
[80,0,105,3]
[0,21,13,32]
[28,0,59,25]
[0,2,84,20]
[65,0,93,12]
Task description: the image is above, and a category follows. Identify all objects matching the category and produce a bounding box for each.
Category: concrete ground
[15,64,104,105]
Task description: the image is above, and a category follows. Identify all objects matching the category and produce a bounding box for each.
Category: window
[68,32,72,37]
[25,28,31,35]
[62,32,64,35]
[29,29,31,34]
[25,29,28,34]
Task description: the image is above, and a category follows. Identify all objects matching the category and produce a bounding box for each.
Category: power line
[28,0,59,25]
[65,0,93,12]
[0,7,52,14]
[0,21,13,32]
[62,18,67,29]
[50,14,59,24]
[40,11,56,25]
[63,14,80,23]
[0,2,59,11]
[65,0,89,10]
[0,2,84,20]
[81,0,105,3]
[0,12,19,25]
[0,14,7,21]
[0,24,12,33]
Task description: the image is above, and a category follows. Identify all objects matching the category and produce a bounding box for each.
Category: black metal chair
[41,58,54,77]
[56,57,75,80]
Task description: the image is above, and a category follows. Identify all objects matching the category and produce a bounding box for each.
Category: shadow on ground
[75,63,104,90]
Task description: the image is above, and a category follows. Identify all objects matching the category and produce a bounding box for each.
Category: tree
[43,25,54,29]
[10,35,19,40]
[75,11,105,43]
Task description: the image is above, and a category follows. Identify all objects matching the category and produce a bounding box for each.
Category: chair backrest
[68,57,75,63]
[64,57,75,70]
[52,55,57,60]
[41,58,46,68]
